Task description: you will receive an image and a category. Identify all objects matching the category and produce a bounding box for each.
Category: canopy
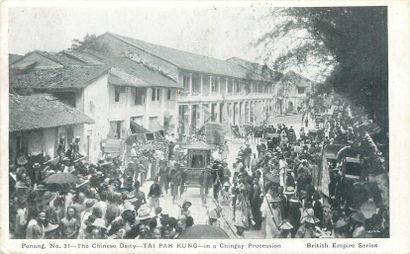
[181,141,213,150]
[43,172,78,185]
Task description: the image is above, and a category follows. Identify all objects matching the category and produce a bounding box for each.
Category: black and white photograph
[4,3,393,242]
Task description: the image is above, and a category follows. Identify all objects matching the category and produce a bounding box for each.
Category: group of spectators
[210,94,388,238]
[8,94,389,239]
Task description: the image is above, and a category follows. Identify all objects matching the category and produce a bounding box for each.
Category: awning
[130,121,150,134]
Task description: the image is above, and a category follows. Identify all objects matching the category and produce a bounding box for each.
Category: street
[140,114,303,238]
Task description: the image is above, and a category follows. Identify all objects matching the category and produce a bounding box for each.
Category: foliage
[71,33,108,52]
[258,7,388,131]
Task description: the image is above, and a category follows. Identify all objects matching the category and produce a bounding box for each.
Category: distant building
[279,70,316,113]
[9,93,94,163]
[92,33,280,135]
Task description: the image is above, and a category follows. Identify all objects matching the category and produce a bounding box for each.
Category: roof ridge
[108,32,228,63]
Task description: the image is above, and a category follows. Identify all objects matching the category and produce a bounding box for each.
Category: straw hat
[136,204,153,220]
[283,186,295,195]
[279,220,294,230]
[15,182,29,189]
[44,223,59,233]
[182,200,192,208]
[335,218,348,229]
[304,215,320,224]
[223,182,230,187]
[32,163,41,169]
[35,184,48,191]
[122,202,135,214]
[126,192,138,203]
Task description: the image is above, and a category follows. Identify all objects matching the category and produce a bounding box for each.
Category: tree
[258,7,388,132]
[71,33,107,52]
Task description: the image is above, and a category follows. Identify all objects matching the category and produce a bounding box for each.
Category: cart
[180,141,213,188]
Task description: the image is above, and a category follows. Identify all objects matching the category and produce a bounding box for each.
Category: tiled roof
[85,50,181,88]
[106,32,254,80]
[9,54,23,64]
[9,93,94,132]
[9,65,109,90]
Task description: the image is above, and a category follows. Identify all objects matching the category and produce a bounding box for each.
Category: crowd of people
[8,93,389,239]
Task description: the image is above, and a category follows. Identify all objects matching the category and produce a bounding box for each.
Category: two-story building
[91,32,280,135]
[10,49,181,161]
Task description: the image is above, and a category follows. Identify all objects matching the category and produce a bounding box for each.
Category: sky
[8,6,331,82]
[8,7,270,62]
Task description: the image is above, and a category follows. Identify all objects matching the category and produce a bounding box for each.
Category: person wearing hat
[207,206,222,226]
[179,200,192,218]
[135,204,154,239]
[279,220,294,238]
[220,181,232,207]
[295,208,320,238]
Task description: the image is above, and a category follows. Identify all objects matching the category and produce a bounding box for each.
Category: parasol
[177,225,230,239]
[43,172,78,185]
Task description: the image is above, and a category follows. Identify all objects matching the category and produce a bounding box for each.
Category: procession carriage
[180,141,213,188]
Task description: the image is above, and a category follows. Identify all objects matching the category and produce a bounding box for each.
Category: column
[232,79,235,96]
[200,74,204,96]
[218,77,221,94]
[209,76,213,95]
[188,104,193,134]
[217,102,221,123]
[225,78,229,94]
[144,88,151,129]
[159,88,166,127]
[189,73,193,95]
[200,103,204,126]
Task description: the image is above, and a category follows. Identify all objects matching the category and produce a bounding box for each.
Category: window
[182,76,190,90]
[167,89,172,100]
[211,78,218,93]
[114,87,120,102]
[235,80,240,93]
[297,87,306,94]
[135,87,146,105]
[151,88,160,101]
[228,79,233,93]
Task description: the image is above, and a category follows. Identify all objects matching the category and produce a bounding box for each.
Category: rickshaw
[180,141,213,188]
